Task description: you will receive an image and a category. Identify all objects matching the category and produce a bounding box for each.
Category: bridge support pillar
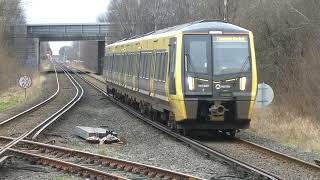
[11,36,40,74]
[97,41,105,75]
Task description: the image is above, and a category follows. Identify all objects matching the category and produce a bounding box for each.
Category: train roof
[106,20,250,47]
[152,20,249,35]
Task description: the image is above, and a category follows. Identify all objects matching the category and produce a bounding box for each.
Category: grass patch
[251,106,320,152]
[96,148,109,156]
[0,92,26,112]
[0,75,42,113]
[54,175,78,180]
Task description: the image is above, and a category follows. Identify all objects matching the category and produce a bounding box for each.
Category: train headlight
[239,77,247,91]
[187,76,195,91]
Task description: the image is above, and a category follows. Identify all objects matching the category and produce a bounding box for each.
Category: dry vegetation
[100,0,320,151]
[251,107,320,152]
[0,0,42,110]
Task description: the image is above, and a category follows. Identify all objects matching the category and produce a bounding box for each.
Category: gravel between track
[0,158,80,180]
[0,72,56,121]
[237,131,320,166]
[0,72,77,180]
[201,138,320,179]
[36,73,245,180]
[0,72,76,137]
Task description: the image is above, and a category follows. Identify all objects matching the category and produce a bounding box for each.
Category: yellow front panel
[168,33,187,121]
[248,32,258,119]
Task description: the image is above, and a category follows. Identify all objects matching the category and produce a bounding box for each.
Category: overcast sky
[22,0,109,55]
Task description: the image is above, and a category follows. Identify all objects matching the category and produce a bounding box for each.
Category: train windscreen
[213,35,250,75]
[184,35,210,74]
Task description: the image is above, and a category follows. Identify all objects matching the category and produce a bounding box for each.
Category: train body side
[103,21,258,133]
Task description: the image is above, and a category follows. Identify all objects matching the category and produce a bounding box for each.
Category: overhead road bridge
[11,23,119,74]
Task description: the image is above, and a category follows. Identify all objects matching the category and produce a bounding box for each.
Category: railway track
[0,136,200,180]
[70,67,283,180]
[0,64,83,161]
[0,65,199,179]
[200,137,320,179]
[237,138,320,170]
[74,67,320,180]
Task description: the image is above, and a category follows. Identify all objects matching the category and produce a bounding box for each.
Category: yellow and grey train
[103,20,257,136]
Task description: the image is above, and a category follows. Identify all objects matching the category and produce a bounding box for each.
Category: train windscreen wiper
[239,55,250,74]
[184,53,195,72]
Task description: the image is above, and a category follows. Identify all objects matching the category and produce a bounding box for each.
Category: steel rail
[0,136,201,180]
[236,138,320,171]
[30,65,84,140]
[70,68,282,180]
[0,64,82,158]
[9,148,127,180]
[0,62,60,126]
[0,62,60,157]
[0,132,28,155]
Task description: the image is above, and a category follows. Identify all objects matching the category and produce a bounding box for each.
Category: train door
[150,50,156,97]
[168,38,177,95]
[154,51,167,99]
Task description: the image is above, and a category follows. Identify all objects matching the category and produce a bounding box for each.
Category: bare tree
[98,0,320,119]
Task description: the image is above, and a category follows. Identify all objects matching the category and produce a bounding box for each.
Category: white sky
[22,0,109,55]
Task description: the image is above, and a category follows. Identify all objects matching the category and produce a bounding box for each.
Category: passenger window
[144,54,148,78]
[106,55,109,72]
[160,53,164,81]
[141,54,144,78]
[163,53,168,81]
[155,53,160,80]
[114,55,117,73]
[147,53,151,78]
[140,54,144,78]
[125,55,129,75]
[108,56,111,72]
[122,54,126,74]
[115,55,117,72]
[128,54,132,76]
[119,55,122,73]
[117,55,120,73]
[136,53,140,77]
[122,55,125,74]
[119,55,122,74]
[110,55,113,72]
[127,55,130,76]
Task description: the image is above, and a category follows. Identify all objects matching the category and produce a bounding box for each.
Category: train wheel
[167,112,177,130]
[182,129,190,136]
[168,120,176,130]
[229,129,236,137]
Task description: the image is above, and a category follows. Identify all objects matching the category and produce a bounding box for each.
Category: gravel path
[0,72,76,137]
[238,130,320,165]
[37,73,244,180]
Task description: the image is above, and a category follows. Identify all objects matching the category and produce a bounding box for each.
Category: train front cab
[169,31,257,134]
